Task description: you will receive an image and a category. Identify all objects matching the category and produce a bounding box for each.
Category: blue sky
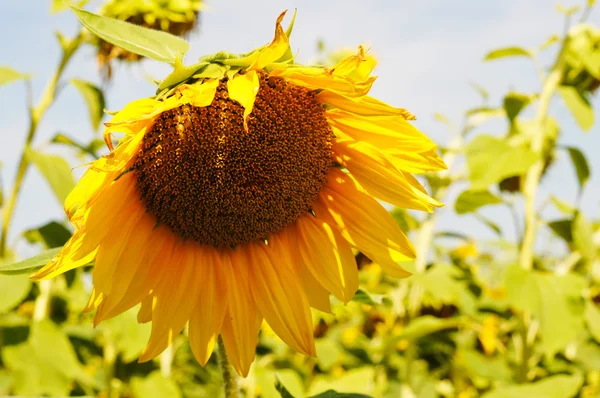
[0,0,598,256]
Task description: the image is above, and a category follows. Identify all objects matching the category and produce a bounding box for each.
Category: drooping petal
[327,109,440,153]
[82,287,103,313]
[31,173,139,281]
[30,230,98,280]
[137,295,153,324]
[139,241,201,362]
[93,212,156,323]
[332,137,442,211]
[328,45,377,82]
[227,70,259,129]
[248,238,316,356]
[296,213,358,304]
[317,90,414,118]
[320,169,414,278]
[269,68,376,98]
[98,225,176,321]
[221,248,262,377]
[91,201,146,304]
[250,10,291,69]
[188,246,228,366]
[283,226,331,313]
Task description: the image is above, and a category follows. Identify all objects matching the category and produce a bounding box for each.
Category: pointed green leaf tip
[285,9,298,38]
[69,6,189,65]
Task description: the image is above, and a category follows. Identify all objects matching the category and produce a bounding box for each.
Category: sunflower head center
[134,73,333,248]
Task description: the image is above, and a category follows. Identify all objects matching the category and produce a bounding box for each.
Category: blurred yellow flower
[32,11,445,376]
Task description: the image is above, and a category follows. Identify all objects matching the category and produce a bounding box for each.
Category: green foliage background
[1,1,600,397]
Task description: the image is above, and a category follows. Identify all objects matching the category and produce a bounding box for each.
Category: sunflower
[32,11,445,376]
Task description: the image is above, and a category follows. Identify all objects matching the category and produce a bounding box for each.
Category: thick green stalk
[519,28,569,271]
[217,335,239,398]
[0,35,82,257]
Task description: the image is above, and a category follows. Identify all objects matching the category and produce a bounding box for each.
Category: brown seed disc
[133,73,334,248]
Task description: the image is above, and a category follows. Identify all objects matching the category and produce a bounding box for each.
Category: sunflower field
[1,1,599,397]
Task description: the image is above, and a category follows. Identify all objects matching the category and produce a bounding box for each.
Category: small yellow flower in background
[32,11,445,376]
[96,0,203,78]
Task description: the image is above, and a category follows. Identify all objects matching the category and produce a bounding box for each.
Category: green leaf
[25,148,75,204]
[481,374,582,398]
[351,289,384,306]
[466,135,538,190]
[0,66,31,86]
[459,349,512,387]
[484,47,532,61]
[0,274,31,313]
[70,79,105,130]
[24,221,72,248]
[309,368,375,397]
[550,196,576,215]
[0,247,61,275]
[572,212,595,261]
[31,320,97,385]
[399,316,463,340]
[470,81,489,101]
[131,371,182,398]
[101,307,151,362]
[455,190,502,214]
[585,300,600,343]
[3,343,71,396]
[540,35,560,50]
[474,213,502,236]
[70,6,189,64]
[548,219,573,243]
[315,340,344,371]
[504,266,583,357]
[503,91,531,121]
[276,377,296,398]
[558,86,594,131]
[565,147,590,189]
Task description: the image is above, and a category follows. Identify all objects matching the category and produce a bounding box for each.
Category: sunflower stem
[32,279,53,321]
[0,33,82,257]
[160,343,174,377]
[519,23,569,272]
[217,335,239,398]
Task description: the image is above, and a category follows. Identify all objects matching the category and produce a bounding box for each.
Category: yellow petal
[188,247,228,366]
[320,169,414,278]
[227,70,259,130]
[250,10,290,70]
[221,248,262,377]
[249,239,316,356]
[333,137,442,211]
[93,212,156,323]
[178,79,220,108]
[296,213,358,304]
[82,288,103,313]
[271,67,376,98]
[139,241,201,362]
[329,45,376,82]
[92,201,146,303]
[30,230,97,280]
[317,91,414,118]
[327,109,439,153]
[282,226,331,313]
[137,295,153,324]
[97,225,176,321]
